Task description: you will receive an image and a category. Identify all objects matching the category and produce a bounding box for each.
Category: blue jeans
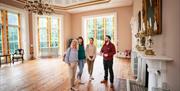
[78,59,85,79]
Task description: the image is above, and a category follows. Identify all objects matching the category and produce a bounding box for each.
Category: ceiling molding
[68,0,133,13]
[15,0,111,10]
[13,0,132,14]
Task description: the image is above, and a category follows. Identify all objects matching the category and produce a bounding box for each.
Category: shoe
[71,87,78,91]
[90,76,94,80]
[110,83,114,88]
[100,80,107,83]
[89,76,94,80]
[77,74,80,80]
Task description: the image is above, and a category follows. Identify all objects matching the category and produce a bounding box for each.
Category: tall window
[51,17,59,48]
[39,17,48,48]
[38,16,60,50]
[84,14,115,51]
[0,10,21,54]
[0,11,2,54]
[0,26,2,54]
[96,17,104,49]
[87,18,94,39]
[106,16,114,41]
[7,12,20,53]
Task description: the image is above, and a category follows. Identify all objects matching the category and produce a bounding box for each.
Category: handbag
[63,48,71,62]
[62,53,66,61]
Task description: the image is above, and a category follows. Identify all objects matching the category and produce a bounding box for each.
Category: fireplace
[141,54,172,91]
[145,64,149,88]
[132,51,173,91]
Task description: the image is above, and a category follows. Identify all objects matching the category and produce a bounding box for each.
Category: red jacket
[101,42,116,61]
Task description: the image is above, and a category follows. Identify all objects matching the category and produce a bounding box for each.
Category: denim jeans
[77,59,85,79]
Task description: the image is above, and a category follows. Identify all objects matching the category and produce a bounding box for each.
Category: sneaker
[71,87,78,91]
[77,74,80,80]
[90,76,94,80]
[100,80,107,83]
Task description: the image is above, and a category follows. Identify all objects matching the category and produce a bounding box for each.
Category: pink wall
[133,0,180,90]
[162,0,180,90]
[71,6,133,51]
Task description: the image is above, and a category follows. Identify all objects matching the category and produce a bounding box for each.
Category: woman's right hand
[88,57,91,61]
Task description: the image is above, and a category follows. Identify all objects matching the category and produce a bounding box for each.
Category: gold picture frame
[142,0,162,35]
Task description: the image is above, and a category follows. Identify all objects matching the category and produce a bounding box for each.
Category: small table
[0,54,11,67]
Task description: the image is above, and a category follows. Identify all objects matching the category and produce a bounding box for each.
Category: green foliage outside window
[85,15,114,51]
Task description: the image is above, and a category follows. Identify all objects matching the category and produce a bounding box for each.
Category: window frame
[83,13,116,51]
[6,11,21,54]
[0,10,3,54]
[38,16,60,51]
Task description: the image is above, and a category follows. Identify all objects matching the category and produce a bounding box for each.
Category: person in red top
[100,35,116,88]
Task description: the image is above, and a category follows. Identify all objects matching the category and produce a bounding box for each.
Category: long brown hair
[78,36,84,46]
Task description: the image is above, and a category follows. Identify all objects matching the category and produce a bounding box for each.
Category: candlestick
[142,22,145,31]
[154,20,157,31]
[149,17,152,27]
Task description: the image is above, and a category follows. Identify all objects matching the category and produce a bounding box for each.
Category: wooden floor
[0,56,134,91]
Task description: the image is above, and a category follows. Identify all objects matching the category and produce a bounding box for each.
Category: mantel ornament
[145,21,155,55]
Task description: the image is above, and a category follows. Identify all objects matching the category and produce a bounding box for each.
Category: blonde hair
[70,39,78,49]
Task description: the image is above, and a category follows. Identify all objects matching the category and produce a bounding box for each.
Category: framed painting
[142,0,162,35]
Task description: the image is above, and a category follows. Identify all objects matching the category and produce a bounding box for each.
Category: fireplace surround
[131,51,173,91]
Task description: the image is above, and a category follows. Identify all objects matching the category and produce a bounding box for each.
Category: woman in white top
[86,38,96,80]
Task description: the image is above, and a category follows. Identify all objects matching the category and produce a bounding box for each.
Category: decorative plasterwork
[16,0,110,10]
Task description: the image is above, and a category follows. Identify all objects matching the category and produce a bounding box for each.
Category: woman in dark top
[77,36,86,82]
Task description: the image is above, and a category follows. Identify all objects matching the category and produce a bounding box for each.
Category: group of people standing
[64,35,116,91]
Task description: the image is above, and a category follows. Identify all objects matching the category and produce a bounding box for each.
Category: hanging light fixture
[24,0,55,15]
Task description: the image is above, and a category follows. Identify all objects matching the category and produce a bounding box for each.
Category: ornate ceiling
[15,0,132,13]
[53,0,95,6]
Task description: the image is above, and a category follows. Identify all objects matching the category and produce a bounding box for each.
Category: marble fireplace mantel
[140,54,173,91]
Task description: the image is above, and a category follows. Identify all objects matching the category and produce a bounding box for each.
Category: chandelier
[24,0,55,15]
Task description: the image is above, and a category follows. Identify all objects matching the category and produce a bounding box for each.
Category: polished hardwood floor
[0,56,134,91]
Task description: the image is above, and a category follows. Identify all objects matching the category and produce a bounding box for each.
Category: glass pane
[8,12,18,26]
[51,17,59,48]
[106,16,114,41]
[0,45,1,55]
[96,17,104,51]
[39,17,48,48]
[51,28,58,48]
[0,25,2,54]
[8,26,19,53]
[87,19,94,39]
[39,17,47,28]
[0,25,1,42]
[39,28,48,48]
[0,11,2,24]
[51,17,58,29]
